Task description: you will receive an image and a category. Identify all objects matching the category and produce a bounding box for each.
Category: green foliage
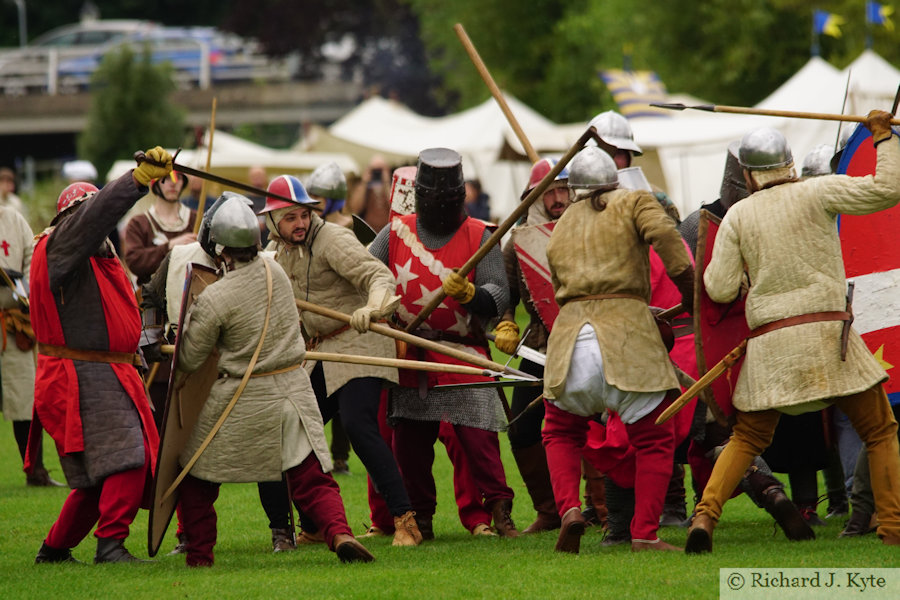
[77,45,185,179]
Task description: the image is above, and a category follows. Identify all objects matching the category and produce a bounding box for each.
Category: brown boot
[333,534,375,563]
[488,498,520,538]
[357,525,387,539]
[631,538,683,552]
[555,507,586,554]
[582,460,608,528]
[392,511,423,546]
[760,486,815,541]
[471,523,497,536]
[840,510,877,537]
[685,513,715,554]
[271,528,296,552]
[26,466,65,487]
[296,529,326,545]
[512,443,562,534]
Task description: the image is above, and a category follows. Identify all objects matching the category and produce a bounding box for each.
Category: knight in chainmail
[368,147,519,539]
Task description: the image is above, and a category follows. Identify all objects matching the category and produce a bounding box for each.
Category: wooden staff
[294,298,531,378]
[404,127,595,332]
[193,96,217,233]
[454,23,539,163]
[655,339,747,425]
[651,102,900,125]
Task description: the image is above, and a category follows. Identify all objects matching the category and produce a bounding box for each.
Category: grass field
[2,416,896,600]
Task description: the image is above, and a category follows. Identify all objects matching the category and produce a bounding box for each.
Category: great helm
[415,147,466,235]
[208,192,260,252]
[521,157,569,200]
[306,162,347,200]
[567,147,619,191]
[738,128,793,170]
[258,175,318,214]
[52,181,99,225]
[588,111,642,155]
[801,144,834,178]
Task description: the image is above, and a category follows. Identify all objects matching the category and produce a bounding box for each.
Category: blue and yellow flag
[599,69,669,118]
[814,9,845,37]
[866,1,895,31]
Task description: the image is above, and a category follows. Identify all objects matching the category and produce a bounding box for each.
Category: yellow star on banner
[873,345,894,371]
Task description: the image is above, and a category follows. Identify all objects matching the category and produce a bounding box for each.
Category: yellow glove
[349,288,401,333]
[493,320,520,355]
[865,109,895,145]
[134,146,173,187]
[442,269,475,303]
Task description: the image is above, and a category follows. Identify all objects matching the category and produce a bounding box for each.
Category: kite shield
[148,263,219,557]
[694,210,749,417]
[513,222,559,331]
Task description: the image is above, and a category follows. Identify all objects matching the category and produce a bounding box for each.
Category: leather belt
[38,342,142,366]
[565,293,645,305]
[748,311,851,339]
[306,324,351,350]
[219,363,303,379]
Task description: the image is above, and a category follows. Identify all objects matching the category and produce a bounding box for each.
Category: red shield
[837,124,900,403]
[695,210,749,417]
[513,222,559,330]
[148,263,220,557]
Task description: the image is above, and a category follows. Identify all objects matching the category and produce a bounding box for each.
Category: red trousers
[45,435,150,548]
[367,395,491,532]
[392,418,513,524]
[178,454,352,566]
[543,398,675,541]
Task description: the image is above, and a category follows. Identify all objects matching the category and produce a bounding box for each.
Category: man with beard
[30,147,170,564]
[368,147,519,539]
[261,174,422,547]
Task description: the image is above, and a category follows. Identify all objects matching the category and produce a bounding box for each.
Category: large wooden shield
[837,124,900,404]
[513,222,559,330]
[694,210,749,417]
[148,263,219,557]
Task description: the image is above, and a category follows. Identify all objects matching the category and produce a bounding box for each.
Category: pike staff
[193,97,217,232]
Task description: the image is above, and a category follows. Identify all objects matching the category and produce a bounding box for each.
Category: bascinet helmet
[306,162,347,200]
[588,111,643,155]
[719,141,749,208]
[801,144,834,178]
[52,181,99,225]
[521,157,569,200]
[567,147,619,191]
[198,193,234,257]
[259,175,318,214]
[738,128,793,170]
[414,147,466,235]
[208,192,260,254]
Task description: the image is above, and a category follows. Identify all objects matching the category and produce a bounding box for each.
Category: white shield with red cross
[513,222,559,331]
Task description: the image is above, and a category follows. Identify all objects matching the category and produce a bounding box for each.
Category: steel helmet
[801,144,834,178]
[567,147,619,191]
[306,162,347,200]
[52,181,99,224]
[198,193,239,257]
[208,192,260,252]
[521,157,569,200]
[588,111,643,155]
[258,175,318,214]
[415,148,466,236]
[738,128,793,170]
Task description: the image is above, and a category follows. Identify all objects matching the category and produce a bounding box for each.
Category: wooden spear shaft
[404,127,595,332]
[294,298,531,377]
[651,102,900,125]
[454,23,539,163]
[193,96,217,233]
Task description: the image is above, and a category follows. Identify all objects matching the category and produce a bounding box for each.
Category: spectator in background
[181,174,216,214]
[349,155,391,232]
[0,167,26,217]
[464,179,491,221]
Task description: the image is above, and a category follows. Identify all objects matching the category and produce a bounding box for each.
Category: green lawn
[2,413,896,600]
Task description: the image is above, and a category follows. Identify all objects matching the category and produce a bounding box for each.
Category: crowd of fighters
[4,103,900,566]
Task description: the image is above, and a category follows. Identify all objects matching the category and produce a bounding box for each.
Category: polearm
[193,97,217,232]
[454,23,539,163]
[294,298,533,378]
[404,127,595,332]
[655,339,747,425]
[651,102,900,125]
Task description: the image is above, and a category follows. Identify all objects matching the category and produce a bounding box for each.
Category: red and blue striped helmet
[259,174,319,214]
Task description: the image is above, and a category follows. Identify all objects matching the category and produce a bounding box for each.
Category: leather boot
[471,523,497,536]
[512,443,561,534]
[26,466,65,487]
[685,513,715,554]
[840,510,877,537]
[35,542,83,564]
[488,498,520,538]
[392,510,423,546]
[760,486,815,541]
[168,532,188,555]
[296,529,326,545]
[602,477,633,546]
[333,534,375,563]
[271,528,296,552]
[581,460,608,528]
[555,507,586,554]
[357,525,386,539]
[414,515,435,540]
[631,538,683,552]
[659,463,687,527]
[94,537,152,564]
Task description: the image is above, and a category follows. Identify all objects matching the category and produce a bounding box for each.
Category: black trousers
[507,358,545,449]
